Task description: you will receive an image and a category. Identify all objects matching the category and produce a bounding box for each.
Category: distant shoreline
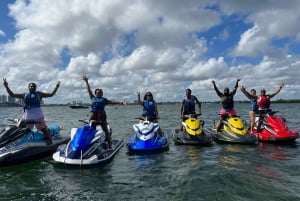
[1,99,300,107]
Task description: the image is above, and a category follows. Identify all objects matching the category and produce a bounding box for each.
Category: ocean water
[0,103,300,201]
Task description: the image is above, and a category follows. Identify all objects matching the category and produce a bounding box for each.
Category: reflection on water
[184,146,203,166]
[127,153,167,168]
[0,103,300,200]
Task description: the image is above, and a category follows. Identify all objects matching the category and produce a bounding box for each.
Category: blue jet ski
[0,119,68,166]
[127,117,169,153]
[52,120,124,166]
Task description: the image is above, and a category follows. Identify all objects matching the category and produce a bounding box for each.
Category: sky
[0,0,300,104]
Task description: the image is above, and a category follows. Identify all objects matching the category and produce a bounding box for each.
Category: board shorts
[219,109,237,116]
[26,117,47,130]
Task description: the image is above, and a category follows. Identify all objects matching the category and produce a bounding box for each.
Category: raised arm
[3,78,24,99]
[269,82,284,98]
[212,80,223,97]
[240,86,254,100]
[40,81,60,98]
[137,91,144,106]
[82,75,94,99]
[231,78,241,95]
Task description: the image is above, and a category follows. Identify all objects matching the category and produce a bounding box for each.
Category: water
[0,103,300,201]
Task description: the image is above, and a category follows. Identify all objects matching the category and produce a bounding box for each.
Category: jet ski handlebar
[136,116,159,121]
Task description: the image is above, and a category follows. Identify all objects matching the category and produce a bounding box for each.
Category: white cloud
[0,30,5,37]
[0,0,300,104]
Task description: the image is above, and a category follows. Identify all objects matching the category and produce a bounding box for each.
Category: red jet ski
[252,110,299,142]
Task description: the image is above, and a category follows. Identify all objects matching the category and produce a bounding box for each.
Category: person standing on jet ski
[180,88,202,117]
[82,75,127,149]
[240,82,284,131]
[3,78,60,145]
[212,78,241,132]
[179,88,202,131]
[239,87,258,133]
[137,91,162,136]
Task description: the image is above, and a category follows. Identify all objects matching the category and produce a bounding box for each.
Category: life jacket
[250,98,258,112]
[23,92,41,110]
[183,95,196,115]
[258,95,270,110]
[91,97,105,113]
[221,95,234,110]
[143,100,156,117]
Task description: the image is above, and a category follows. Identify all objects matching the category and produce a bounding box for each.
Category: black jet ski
[0,119,68,166]
[172,114,212,146]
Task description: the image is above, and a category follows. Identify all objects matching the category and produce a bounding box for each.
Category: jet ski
[0,119,68,166]
[207,114,257,144]
[52,120,124,166]
[252,109,299,142]
[172,114,212,146]
[127,116,169,153]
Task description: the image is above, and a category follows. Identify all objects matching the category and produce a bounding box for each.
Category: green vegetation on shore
[1,99,300,107]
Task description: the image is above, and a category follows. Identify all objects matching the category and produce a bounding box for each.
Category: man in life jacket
[3,78,60,145]
[82,75,127,149]
[240,82,284,131]
[212,78,241,132]
[180,88,202,116]
[179,88,202,130]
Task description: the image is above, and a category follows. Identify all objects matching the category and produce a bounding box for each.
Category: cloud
[0,0,300,104]
[0,30,5,37]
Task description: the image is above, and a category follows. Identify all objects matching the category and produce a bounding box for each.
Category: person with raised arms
[212,78,241,132]
[82,75,127,148]
[240,82,284,131]
[3,78,60,145]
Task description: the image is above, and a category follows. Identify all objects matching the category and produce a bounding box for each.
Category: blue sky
[1,0,300,104]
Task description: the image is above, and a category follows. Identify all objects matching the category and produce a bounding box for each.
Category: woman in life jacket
[137,91,162,136]
[239,87,258,133]
[82,75,127,148]
[240,82,284,131]
[3,78,60,145]
[212,78,241,132]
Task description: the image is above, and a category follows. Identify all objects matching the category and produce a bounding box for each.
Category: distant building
[0,94,23,105]
[7,96,15,103]
[0,95,7,103]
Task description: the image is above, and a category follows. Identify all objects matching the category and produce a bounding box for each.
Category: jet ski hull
[172,129,212,146]
[127,131,169,153]
[0,132,68,166]
[207,128,257,144]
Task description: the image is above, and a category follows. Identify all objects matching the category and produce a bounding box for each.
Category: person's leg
[153,119,163,137]
[35,117,52,145]
[216,116,224,132]
[41,127,53,145]
[249,111,255,133]
[257,114,263,132]
[36,117,52,145]
[101,121,112,149]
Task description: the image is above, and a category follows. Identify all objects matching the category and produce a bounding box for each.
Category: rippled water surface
[0,103,300,201]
